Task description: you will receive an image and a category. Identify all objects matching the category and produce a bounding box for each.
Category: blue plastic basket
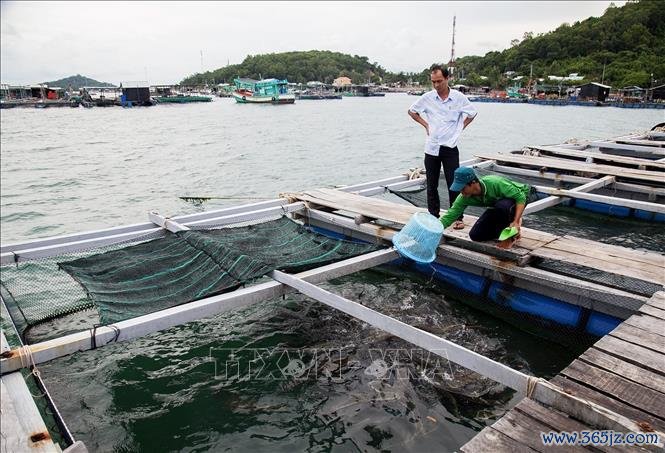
[392,212,443,263]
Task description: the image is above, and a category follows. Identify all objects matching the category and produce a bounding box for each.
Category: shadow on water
[39,265,581,452]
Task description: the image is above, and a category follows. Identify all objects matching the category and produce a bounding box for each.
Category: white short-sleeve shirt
[409,89,477,155]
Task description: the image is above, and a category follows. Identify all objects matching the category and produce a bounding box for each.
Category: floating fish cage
[2,130,664,452]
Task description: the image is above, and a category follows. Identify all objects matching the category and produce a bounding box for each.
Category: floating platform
[1,131,664,451]
[462,291,665,452]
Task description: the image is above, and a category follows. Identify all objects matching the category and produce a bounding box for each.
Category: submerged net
[386,166,663,341]
[1,217,381,334]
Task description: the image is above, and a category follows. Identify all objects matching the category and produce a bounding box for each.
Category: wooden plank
[461,427,540,453]
[624,315,665,339]
[533,186,665,213]
[476,153,665,184]
[298,188,425,225]
[0,333,59,452]
[528,146,665,170]
[551,237,665,268]
[514,398,638,453]
[530,246,664,286]
[148,212,190,232]
[561,360,665,418]
[0,202,308,265]
[647,292,665,310]
[1,376,60,452]
[492,163,665,197]
[590,141,665,157]
[610,323,665,354]
[0,198,290,253]
[528,145,665,169]
[594,335,665,375]
[524,175,616,215]
[294,188,559,252]
[639,304,665,320]
[490,408,581,453]
[550,375,665,432]
[615,139,665,148]
[580,348,665,394]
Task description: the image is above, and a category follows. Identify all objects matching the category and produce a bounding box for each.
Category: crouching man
[439,167,535,248]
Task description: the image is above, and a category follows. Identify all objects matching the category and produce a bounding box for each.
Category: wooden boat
[232,78,295,104]
[153,94,212,103]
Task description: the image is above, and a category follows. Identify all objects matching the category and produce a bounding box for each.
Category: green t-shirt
[440,175,530,228]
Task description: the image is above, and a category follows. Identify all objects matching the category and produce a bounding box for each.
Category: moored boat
[232,78,295,104]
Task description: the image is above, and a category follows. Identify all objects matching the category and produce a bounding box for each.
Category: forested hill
[43,74,116,89]
[181,50,389,85]
[456,0,665,88]
[182,1,663,89]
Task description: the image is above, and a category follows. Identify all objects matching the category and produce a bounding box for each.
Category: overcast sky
[1,1,624,85]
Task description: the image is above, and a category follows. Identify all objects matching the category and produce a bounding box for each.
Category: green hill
[181,50,389,85]
[43,74,116,89]
[456,0,665,88]
[182,1,663,89]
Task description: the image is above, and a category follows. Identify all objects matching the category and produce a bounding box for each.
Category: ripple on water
[1,211,46,222]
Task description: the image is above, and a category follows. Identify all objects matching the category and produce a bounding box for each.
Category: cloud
[1,1,625,85]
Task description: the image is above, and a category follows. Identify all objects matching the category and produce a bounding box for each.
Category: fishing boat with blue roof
[232,78,295,104]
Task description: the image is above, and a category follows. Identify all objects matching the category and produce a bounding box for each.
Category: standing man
[408,64,477,226]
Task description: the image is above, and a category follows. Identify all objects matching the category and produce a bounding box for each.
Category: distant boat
[296,90,342,100]
[232,78,295,104]
[154,94,212,103]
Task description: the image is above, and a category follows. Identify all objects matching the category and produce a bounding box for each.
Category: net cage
[383,165,663,340]
[0,217,381,341]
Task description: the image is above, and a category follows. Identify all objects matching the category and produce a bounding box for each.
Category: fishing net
[1,217,381,336]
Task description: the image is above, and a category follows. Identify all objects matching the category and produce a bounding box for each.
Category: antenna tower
[449,15,456,79]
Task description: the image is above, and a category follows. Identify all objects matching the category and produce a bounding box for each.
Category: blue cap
[449,167,477,192]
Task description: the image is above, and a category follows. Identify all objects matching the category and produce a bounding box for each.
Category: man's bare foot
[453,220,465,230]
[497,236,518,249]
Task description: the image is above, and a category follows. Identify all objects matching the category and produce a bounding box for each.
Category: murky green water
[1,97,662,451]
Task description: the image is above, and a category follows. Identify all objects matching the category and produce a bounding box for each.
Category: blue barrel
[415,261,486,296]
[487,282,583,327]
[585,311,622,336]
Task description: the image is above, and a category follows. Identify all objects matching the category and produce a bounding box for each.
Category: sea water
[1,96,662,451]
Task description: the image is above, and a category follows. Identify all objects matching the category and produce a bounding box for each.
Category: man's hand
[408,110,429,135]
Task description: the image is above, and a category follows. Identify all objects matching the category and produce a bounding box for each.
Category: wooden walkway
[461,291,665,452]
[292,188,665,288]
[525,146,665,171]
[474,153,665,185]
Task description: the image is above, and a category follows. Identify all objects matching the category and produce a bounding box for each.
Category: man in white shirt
[408,64,477,225]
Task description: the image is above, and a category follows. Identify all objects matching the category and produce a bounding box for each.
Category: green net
[54,217,380,325]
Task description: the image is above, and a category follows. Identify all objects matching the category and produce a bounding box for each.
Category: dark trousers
[424,146,460,217]
[469,198,515,241]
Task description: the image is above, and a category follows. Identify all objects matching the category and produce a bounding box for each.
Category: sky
[1,1,625,85]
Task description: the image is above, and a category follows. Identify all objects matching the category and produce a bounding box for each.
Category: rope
[406,168,422,180]
[18,345,35,370]
[526,375,545,398]
[17,345,44,387]
[90,324,121,350]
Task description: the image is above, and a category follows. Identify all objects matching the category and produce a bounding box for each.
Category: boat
[295,89,342,100]
[232,78,295,104]
[153,94,212,103]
